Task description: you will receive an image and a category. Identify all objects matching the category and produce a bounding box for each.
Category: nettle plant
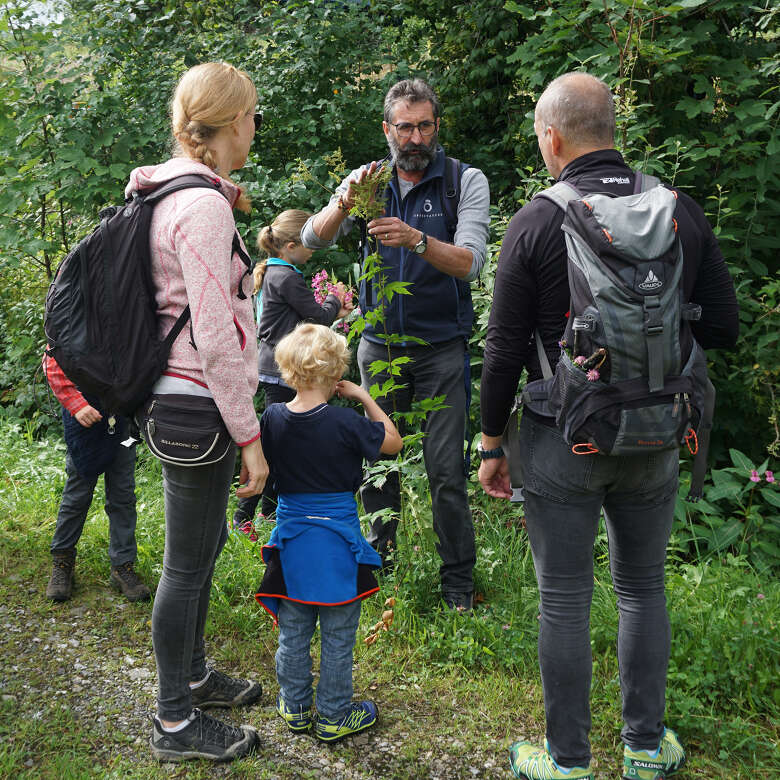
[347,166,451,621]
[296,156,450,633]
[674,448,780,572]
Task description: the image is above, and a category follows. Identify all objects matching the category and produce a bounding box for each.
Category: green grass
[0,422,778,778]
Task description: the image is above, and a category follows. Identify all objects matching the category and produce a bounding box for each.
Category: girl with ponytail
[231,209,352,535]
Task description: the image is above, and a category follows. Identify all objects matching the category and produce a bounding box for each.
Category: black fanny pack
[138,394,233,466]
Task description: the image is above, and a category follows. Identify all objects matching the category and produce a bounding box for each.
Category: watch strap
[477,444,505,460]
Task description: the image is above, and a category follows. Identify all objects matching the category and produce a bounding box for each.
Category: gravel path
[0,570,510,779]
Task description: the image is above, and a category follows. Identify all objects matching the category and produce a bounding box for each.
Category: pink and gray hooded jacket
[125,158,260,446]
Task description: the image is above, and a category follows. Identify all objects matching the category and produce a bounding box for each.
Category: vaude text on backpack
[44,175,252,420]
[521,173,716,496]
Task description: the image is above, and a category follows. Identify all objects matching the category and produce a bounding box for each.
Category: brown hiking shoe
[46,549,76,602]
[111,561,151,602]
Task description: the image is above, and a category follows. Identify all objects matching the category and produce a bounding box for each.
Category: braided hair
[171,62,256,213]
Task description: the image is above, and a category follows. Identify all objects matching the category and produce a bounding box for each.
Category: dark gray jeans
[518,413,678,768]
[51,444,137,566]
[357,337,475,594]
[151,446,235,721]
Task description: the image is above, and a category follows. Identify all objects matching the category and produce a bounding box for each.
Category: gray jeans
[151,446,235,721]
[50,444,138,566]
[519,413,678,767]
[357,337,475,594]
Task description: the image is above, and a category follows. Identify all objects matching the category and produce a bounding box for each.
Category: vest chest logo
[413,196,444,220]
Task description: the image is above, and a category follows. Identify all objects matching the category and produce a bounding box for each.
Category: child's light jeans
[276,598,362,719]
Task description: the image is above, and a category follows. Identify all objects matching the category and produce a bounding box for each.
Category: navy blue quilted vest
[358,147,472,345]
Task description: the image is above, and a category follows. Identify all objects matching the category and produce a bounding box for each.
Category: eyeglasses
[253,112,263,131]
[387,120,437,139]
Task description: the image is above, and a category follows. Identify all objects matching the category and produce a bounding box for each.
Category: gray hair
[535,73,615,147]
[383,79,440,123]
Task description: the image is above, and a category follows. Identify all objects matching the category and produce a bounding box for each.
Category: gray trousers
[357,337,475,594]
[50,444,138,566]
[519,413,678,767]
[151,446,235,721]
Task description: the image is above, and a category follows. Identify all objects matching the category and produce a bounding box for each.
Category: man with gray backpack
[478,73,738,780]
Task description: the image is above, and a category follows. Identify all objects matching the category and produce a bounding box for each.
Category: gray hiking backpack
[521,172,715,497]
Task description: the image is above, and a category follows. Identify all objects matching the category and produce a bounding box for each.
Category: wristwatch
[413,232,427,254]
[477,442,505,460]
[337,194,350,213]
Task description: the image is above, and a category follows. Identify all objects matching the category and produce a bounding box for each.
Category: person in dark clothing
[232,210,351,534]
[478,73,738,780]
[43,351,150,603]
[302,79,490,610]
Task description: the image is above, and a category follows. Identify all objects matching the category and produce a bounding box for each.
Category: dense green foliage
[0,2,778,771]
[1,0,778,556]
[2,0,777,446]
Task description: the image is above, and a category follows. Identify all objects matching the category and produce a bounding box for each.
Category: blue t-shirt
[259,402,386,495]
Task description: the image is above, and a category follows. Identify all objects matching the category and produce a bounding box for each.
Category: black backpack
[44,175,252,421]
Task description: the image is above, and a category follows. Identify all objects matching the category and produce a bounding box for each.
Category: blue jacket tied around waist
[359,147,472,345]
[255,493,382,622]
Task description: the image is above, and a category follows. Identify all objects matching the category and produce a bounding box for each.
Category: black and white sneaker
[190,667,262,709]
[150,709,257,762]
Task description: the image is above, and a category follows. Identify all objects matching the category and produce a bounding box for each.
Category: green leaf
[706,483,742,502]
[760,488,780,509]
[729,449,755,473]
[706,519,743,553]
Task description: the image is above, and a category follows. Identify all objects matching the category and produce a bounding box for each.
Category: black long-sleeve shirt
[481,149,739,437]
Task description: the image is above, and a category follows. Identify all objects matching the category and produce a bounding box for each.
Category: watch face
[414,238,427,254]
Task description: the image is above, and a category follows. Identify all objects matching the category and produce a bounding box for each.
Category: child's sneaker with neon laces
[315,700,377,742]
[510,740,593,780]
[623,728,686,779]
[276,694,312,732]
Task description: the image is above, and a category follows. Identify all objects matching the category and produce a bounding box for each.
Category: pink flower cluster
[311,268,356,333]
[311,269,340,304]
[750,469,775,483]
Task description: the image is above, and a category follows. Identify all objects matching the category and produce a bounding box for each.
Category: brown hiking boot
[46,549,76,602]
[110,561,151,602]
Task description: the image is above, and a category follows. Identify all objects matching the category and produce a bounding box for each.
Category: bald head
[535,73,615,148]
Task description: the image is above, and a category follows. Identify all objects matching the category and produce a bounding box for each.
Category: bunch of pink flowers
[312,269,353,307]
[311,268,356,333]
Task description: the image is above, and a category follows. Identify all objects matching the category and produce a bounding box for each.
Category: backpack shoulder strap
[633,170,661,194]
[532,180,582,211]
[136,174,220,205]
[442,156,466,238]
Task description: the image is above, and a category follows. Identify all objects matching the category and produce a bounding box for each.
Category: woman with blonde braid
[125,62,267,762]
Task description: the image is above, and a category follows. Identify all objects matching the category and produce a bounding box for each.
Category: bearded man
[302,79,490,610]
